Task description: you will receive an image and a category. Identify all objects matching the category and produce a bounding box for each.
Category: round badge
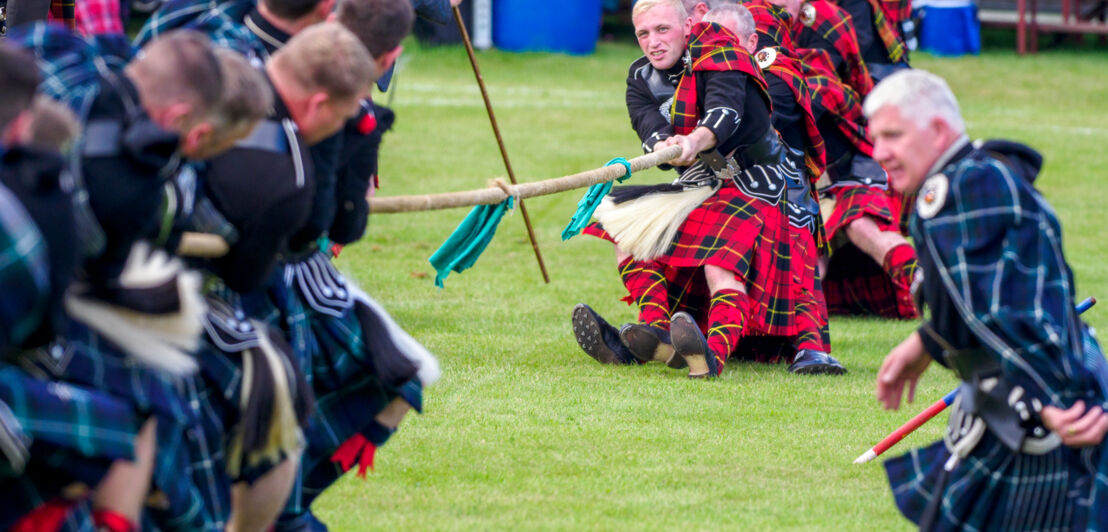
[755,47,777,70]
[916,173,949,219]
[801,3,817,26]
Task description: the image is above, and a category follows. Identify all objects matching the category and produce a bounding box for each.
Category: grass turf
[314,41,1108,530]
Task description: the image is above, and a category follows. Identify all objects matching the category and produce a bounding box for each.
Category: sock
[706,289,750,375]
[92,510,134,532]
[619,258,671,328]
[882,243,919,318]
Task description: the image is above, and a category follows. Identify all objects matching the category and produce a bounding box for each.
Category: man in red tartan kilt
[740,0,919,320]
[704,3,841,371]
[573,0,844,378]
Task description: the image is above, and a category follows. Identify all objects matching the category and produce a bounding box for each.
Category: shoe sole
[620,325,679,366]
[669,314,713,379]
[572,304,622,365]
[788,363,847,376]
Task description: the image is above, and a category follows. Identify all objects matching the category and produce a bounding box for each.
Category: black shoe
[619,323,683,368]
[669,312,717,379]
[787,349,847,375]
[572,304,636,365]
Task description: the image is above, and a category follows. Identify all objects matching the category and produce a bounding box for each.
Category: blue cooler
[918,0,981,56]
[493,0,603,55]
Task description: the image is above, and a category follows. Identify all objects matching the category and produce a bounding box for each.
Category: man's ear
[1,110,33,146]
[316,0,336,20]
[182,122,214,157]
[746,33,759,54]
[377,45,403,74]
[161,102,194,133]
[305,91,330,119]
[929,116,955,148]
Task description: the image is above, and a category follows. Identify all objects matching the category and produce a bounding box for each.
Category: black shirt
[81,73,180,282]
[833,0,888,64]
[202,75,315,293]
[625,56,771,163]
[0,146,77,346]
[763,73,807,155]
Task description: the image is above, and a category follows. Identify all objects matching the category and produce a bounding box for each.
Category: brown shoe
[619,323,683,368]
[669,312,717,379]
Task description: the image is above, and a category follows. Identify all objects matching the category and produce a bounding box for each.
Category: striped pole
[854,296,1097,464]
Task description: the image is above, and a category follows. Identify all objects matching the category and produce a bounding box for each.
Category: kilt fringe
[594,184,717,262]
[226,326,307,479]
[64,244,203,377]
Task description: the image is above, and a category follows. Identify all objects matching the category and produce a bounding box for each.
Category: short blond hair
[269,22,377,102]
[633,0,688,22]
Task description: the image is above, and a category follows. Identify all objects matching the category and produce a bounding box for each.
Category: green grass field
[314,40,1108,530]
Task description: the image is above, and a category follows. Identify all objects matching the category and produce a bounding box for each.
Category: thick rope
[369,145,682,214]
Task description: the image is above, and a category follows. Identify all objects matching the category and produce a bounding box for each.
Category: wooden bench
[978,0,1108,53]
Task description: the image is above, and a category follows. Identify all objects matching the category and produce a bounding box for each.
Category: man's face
[869,105,950,195]
[634,4,691,71]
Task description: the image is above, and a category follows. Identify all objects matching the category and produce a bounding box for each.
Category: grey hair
[863,69,965,133]
[703,4,755,39]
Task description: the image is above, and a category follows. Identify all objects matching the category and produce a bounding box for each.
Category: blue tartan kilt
[884,430,1105,530]
[0,365,140,531]
[40,319,208,532]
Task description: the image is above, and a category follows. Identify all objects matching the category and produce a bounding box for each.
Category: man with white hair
[870,69,1108,530]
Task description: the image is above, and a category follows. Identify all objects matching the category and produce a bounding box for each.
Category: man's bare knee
[704,265,746,295]
[614,245,631,266]
[92,418,158,524]
[845,216,908,263]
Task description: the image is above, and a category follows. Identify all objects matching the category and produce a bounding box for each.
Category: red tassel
[355,442,377,478]
[10,498,75,532]
[92,510,135,532]
[330,433,367,472]
[330,243,344,258]
[357,111,377,135]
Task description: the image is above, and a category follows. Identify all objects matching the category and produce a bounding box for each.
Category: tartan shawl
[7,23,132,114]
[794,0,874,96]
[866,0,910,63]
[762,50,826,180]
[913,140,1104,407]
[134,0,265,59]
[671,22,769,136]
[745,0,797,50]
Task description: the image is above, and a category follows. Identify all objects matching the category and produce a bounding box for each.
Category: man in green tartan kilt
[870,69,1108,530]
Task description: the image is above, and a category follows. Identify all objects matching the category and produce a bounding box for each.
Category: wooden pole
[453,5,550,283]
[178,145,682,258]
[368,145,682,213]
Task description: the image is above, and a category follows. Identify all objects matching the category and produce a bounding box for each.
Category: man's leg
[228,453,301,532]
[91,418,157,531]
[844,215,918,316]
[670,265,750,378]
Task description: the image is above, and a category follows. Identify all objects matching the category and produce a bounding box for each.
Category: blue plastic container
[493,0,603,55]
[919,1,981,56]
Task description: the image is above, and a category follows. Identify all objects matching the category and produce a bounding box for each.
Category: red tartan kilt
[586,185,796,337]
[822,184,897,245]
[821,186,915,319]
[789,225,831,352]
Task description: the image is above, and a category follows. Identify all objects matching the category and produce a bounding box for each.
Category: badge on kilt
[917,173,948,219]
[755,47,777,70]
[800,3,817,26]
